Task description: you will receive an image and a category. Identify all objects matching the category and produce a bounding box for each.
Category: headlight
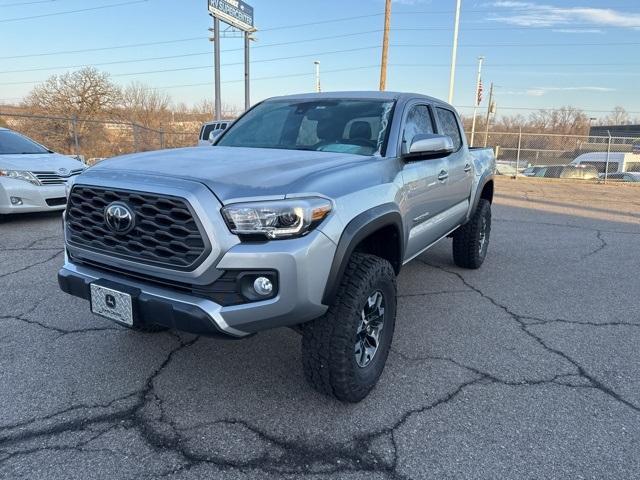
[222,198,332,239]
[0,170,41,186]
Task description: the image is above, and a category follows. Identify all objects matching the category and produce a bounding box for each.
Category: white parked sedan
[0,128,86,215]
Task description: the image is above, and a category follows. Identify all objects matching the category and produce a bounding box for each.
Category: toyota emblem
[58,168,70,176]
[104,202,135,234]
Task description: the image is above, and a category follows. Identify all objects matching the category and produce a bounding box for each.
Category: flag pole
[470,56,484,148]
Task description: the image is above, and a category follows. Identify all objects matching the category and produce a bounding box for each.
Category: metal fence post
[72,114,80,156]
[515,127,522,179]
[604,130,612,185]
[160,129,165,150]
[132,124,138,152]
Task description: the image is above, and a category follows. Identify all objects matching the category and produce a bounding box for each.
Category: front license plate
[90,283,134,326]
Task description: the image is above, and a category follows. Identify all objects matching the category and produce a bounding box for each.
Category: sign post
[207,0,256,117]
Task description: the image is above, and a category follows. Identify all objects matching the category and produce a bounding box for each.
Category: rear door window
[435,107,463,151]
[402,105,434,153]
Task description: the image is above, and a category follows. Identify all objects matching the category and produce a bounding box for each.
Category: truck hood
[0,152,84,171]
[89,146,375,202]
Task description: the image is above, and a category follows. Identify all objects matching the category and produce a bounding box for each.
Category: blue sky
[1,0,639,117]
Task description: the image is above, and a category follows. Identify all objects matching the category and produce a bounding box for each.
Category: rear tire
[452,199,491,269]
[302,252,397,403]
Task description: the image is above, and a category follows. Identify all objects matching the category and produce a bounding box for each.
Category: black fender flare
[322,203,404,306]
[469,174,495,216]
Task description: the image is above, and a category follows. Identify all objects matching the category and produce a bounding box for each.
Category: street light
[314,61,321,93]
[448,0,462,104]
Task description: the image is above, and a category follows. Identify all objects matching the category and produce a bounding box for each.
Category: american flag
[477,78,484,105]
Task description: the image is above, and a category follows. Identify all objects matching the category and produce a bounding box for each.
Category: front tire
[302,252,397,403]
[452,199,491,269]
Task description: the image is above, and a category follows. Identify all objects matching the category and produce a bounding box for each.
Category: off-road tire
[302,252,397,403]
[452,199,491,269]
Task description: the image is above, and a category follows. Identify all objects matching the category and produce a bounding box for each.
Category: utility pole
[483,82,495,147]
[379,0,392,91]
[470,56,484,147]
[314,61,321,93]
[244,32,251,111]
[448,0,462,104]
[209,17,222,121]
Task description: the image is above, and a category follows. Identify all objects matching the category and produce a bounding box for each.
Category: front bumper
[58,230,336,337]
[0,180,67,214]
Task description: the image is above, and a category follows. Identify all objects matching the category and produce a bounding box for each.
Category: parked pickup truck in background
[197,120,230,146]
[58,92,495,402]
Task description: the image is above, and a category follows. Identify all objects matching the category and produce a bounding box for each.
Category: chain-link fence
[0,111,205,164]
[2,111,639,182]
[467,130,640,181]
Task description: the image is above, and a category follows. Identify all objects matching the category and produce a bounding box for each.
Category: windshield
[0,130,50,155]
[217,99,395,156]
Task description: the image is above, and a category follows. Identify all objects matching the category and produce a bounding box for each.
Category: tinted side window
[403,105,434,152]
[202,124,217,140]
[436,107,463,151]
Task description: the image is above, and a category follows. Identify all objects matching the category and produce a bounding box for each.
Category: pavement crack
[0,250,63,279]
[0,297,124,337]
[0,336,201,462]
[524,317,640,328]
[1,314,124,337]
[390,348,585,389]
[581,230,608,260]
[420,260,640,414]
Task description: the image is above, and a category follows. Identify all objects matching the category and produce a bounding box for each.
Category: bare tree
[118,82,172,151]
[120,82,170,129]
[601,106,630,126]
[24,67,120,118]
[528,106,589,135]
[21,67,121,155]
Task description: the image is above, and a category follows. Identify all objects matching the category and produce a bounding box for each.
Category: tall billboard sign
[208,0,255,32]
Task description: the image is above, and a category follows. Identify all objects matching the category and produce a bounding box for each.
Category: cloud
[552,28,603,34]
[487,1,640,29]
[525,86,616,96]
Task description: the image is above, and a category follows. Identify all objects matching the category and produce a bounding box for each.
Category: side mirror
[406,134,454,159]
[208,129,223,144]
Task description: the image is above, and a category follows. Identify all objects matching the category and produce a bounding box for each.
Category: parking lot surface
[1,178,639,479]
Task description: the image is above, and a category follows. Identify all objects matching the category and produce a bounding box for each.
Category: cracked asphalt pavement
[1,178,639,479]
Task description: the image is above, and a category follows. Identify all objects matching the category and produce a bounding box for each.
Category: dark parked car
[599,172,640,182]
[523,166,545,177]
[536,165,599,180]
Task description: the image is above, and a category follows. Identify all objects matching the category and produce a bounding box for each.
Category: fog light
[253,276,273,296]
[10,197,23,205]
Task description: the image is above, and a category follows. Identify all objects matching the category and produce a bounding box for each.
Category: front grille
[66,186,210,270]
[33,168,84,185]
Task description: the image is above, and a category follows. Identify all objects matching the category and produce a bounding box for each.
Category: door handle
[437,170,449,182]
[464,164,472,173]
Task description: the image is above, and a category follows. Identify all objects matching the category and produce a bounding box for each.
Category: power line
[0,0,64,7]
[2,22,634,60]
[0,36,206,60]
[4,58,640,87]
[5,37,640,75]
[0,0,148,22]
[0,30,386,70]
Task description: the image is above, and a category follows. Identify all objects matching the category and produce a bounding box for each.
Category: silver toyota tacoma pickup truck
[58,92,495,402]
